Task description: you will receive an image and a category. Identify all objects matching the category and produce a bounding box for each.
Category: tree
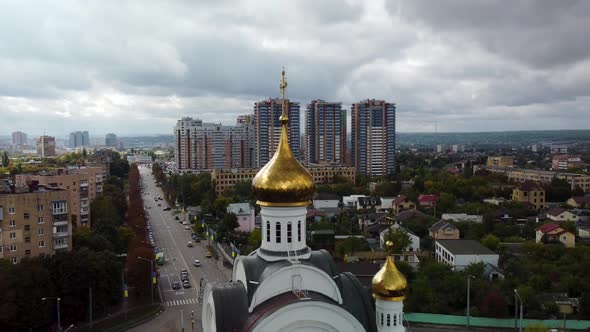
[1,151,8,167]
[437,192,456,213]
[82,148,87,157]
[337,236,367,256]
[383,228,412,254]
[248,229,261,247]
[481,234,500,251]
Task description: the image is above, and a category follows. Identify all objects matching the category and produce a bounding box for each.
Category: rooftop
[516,180,543,191]
[436,239,497,255]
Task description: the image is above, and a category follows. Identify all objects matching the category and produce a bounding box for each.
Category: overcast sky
[1,0,589,137]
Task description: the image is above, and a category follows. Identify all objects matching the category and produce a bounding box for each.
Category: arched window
[380,313,383,326]
[297,221,301,242]
[266,221,270,242]
[393,313,397,326]
[387,314,391,326]
[276,222,281,243]
[287,222,292,243]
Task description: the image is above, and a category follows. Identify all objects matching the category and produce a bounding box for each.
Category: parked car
[164,207,171,211]
[172,281,181,290]
[187,241,193,247]
[175,216,179,220]
[193,259,201,267]
[194,237,200,243]
[205,251,212,258]
[183,281,191,289]
[184,226,190,230]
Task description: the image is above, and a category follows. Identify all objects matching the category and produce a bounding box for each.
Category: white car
[193,259,201,267]
[182,221,188,225]
[184,226,190,230]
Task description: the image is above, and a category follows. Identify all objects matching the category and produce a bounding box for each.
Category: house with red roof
[418,194,438,208]
[535,223,575,248]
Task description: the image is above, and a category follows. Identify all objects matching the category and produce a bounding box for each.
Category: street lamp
[514,289,524,332]
[41,297,62,332]
[466,275,475,327]
[137,256,154,304]
[180,309,185,332]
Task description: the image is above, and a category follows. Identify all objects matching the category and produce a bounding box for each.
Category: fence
[405,313,590,330]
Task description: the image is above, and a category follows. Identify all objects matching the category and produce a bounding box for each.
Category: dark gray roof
[210,282,249,331]
[395,209,428,222]
[314,193,340,201]
[437,239,497,255]
[429,219,456,232]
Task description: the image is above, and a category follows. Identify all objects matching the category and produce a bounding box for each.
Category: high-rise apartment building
[254,98,300,166]
[16,166,105,227]
[174,116,255,173]
[11,131,27,146]
[305,100,347,165]
[0,180,72,264]
[105,133,118,148]
[37,136,56,157]
[69,131,90,148]
[351,99,396,176]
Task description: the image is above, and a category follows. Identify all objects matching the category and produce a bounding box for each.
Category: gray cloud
[0,0,589,137]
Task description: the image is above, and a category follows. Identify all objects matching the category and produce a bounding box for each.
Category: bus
[155,252,165,265]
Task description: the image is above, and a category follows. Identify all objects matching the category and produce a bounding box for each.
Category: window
[38,217,44,224]
[9,220,16,227]
[25,237,30,243]
[387,314,391,326]
[39,241,45,248]
[25,249,31,255]
[38,228,44,235]
[10,257,17,264]
[275,222,281,243]
[9,232,16,239]
[298,221,301,242]
[287,222,292,243]
[9,245,17,252]
[266,221,270,242]
[24,225,30,231]
[380,313,383,326]
[24,213,30,219]
[8,207,15,214]
[37,204,44,211]
[394,313,397,326]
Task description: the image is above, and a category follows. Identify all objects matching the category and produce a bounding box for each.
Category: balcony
[53,231,69,238]
[81,207,89,216]
[80,180,88,187]
[53,220,68,226]
[54,242,69,250]
[80,199,89,208]
[96,185,103,193]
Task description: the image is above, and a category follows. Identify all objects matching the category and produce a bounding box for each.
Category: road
[129,165,228,332]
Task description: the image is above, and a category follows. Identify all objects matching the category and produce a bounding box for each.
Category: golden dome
[372,256,407,301]
[252,68,314,207]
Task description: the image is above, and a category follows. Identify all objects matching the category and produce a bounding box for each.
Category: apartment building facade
[174,117,255,173]
[37,136,56,157]
[552,155,583,170]
[351,99,396,176]
[254,98,301,166]
[486,156,514,168]
[69,131,90,148]
[12,131,27,146]
[485,167,590,192]
[305,100,347,166]
[0,182,71,264]
[210,166,356,197]
[15,166,104,227]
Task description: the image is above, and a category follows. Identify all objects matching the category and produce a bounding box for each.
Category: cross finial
[279,67,289,124]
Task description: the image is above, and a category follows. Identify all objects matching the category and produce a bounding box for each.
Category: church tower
[372,241,407,332]
[252,68,315,262]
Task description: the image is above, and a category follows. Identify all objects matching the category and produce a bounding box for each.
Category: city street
[129,166,227,332]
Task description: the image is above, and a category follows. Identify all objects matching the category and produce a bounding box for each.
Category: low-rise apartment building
[0,181,71,264]
[210,166,355,197]
[15,166,104,227]
[512,180,546,210]
[487,156,514,168]
[485,167,590,192]
[552,155,583,170]
[435,239,499,271]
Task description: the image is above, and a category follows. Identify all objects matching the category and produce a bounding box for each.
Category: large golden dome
[372,255,407,301]
[252,69,314,207]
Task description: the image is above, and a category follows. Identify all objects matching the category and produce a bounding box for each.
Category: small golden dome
[372,256,407,301]
[252,68,314,207]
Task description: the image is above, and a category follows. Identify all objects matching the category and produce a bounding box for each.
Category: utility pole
[180,309,185,332]
[42,297,62,332]
[466,275,474,327]
[191,310,195,331]
[89,287,93,329]
[514,289,523,332]
[122,269,127,320]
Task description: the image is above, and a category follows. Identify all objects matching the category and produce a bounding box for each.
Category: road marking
[164,298,199,307]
